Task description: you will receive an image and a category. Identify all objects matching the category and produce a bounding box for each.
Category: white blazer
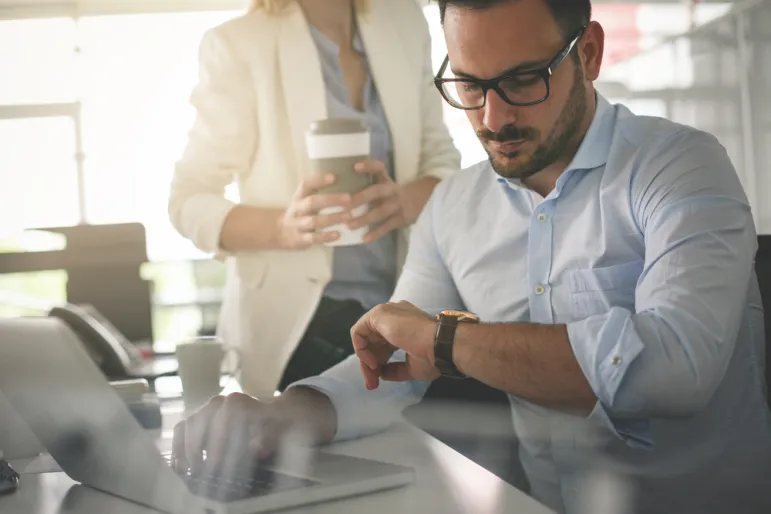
[169,0,460,397]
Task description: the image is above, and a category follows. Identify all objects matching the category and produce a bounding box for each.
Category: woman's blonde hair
[249,0,369,15]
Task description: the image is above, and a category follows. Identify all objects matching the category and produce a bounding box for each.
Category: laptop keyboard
[162,453,317,503]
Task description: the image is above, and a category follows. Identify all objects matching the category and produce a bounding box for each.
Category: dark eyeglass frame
[434,25,587,110]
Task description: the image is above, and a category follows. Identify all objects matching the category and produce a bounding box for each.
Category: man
[173,0,771,512]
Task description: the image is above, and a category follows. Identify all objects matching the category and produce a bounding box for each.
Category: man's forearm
[452,323,597,414]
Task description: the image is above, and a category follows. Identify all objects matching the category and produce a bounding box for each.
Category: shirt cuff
[287,351,428,442]
[567,307,651,448]
[567,307,645,407]
[287,376,372,442]
[178,194,236,255]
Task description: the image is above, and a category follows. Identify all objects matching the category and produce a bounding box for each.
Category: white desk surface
[1,401,553,514]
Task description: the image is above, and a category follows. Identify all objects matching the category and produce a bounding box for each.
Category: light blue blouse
[309,25,397,310]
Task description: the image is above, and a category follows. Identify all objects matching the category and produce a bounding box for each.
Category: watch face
[438,310,480,323]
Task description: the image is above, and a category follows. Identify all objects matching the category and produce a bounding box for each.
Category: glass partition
[598,0,771,233]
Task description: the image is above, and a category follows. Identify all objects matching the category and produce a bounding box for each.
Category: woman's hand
[346,160,410,243]
[347,161,440,244]
[278,173,354,250]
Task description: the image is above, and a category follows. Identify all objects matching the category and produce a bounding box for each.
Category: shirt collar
[496,92,615,191]
[567,92,614,172]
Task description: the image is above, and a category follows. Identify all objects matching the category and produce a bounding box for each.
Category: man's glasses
[434,25,587,110]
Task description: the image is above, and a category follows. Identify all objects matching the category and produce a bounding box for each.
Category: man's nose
[482,90,518,134]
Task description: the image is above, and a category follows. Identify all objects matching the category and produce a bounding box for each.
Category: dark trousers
[278,297,365,391]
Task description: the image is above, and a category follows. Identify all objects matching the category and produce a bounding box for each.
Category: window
[0,11,236,343]
[0,116,81,231]
[0,231,68,318]
[0,11,238,254]
[0,18,78,105]
[76,11,239,261]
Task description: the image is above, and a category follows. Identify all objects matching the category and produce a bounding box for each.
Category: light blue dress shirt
[293,94,771,513]
[309,26,397,310]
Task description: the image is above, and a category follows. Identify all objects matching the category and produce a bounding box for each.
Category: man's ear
[579,21,605,81]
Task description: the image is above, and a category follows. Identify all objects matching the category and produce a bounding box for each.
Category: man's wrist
[274,386,337,445]
[422,317,439,367]
[432,311,480,378]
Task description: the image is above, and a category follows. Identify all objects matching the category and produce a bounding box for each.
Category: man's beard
[479,62,588,180]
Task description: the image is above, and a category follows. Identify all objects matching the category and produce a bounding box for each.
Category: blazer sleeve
[414,9,461,181]
[168,27,258,255]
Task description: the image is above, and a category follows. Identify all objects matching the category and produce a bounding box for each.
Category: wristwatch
[434,310,480,379]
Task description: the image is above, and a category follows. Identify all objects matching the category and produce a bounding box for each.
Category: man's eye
[502,74,541,88]
[510,74,541,88]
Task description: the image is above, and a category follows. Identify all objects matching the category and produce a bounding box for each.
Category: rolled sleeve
[175,194,236,256]
[168,27,256,256]
[568,309,650,448]
[567,308,644,410]
[565,130,756,448]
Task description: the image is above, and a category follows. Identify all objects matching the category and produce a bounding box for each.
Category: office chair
[0,455,19,496]
[755,235,771,408]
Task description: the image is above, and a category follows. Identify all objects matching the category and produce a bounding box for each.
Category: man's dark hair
[435,0,591,41]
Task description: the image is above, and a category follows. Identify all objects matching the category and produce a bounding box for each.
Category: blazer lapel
[357,4,418,184]
[278,4,327,184]
[277,6,333,268]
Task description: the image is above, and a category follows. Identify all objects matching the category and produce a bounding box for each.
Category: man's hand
[171,388,335,478]
[347,160,410,244]
[350,301,439,390]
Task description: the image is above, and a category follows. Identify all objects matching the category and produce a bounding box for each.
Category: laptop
[0,317,414,514]
[0,389,43,461]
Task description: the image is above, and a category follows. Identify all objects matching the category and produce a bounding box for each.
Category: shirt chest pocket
[568,260,644,319]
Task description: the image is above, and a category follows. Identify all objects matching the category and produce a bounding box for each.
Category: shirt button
[536,213,548,222]
[612,355,623,366]
[534,285,546,295]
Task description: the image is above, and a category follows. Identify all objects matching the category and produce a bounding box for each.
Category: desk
[1,402,553,514]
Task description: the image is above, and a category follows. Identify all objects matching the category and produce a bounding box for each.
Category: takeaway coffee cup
[176,337,240,413]
[305,118,372,246]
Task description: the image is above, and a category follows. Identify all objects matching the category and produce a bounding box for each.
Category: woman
[169,0,460,398]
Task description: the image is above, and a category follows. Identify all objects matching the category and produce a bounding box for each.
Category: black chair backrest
[755,235,771,406]
[0,223,153,344]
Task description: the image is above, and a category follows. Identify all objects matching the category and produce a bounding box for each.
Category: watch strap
[434,314,466,378]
